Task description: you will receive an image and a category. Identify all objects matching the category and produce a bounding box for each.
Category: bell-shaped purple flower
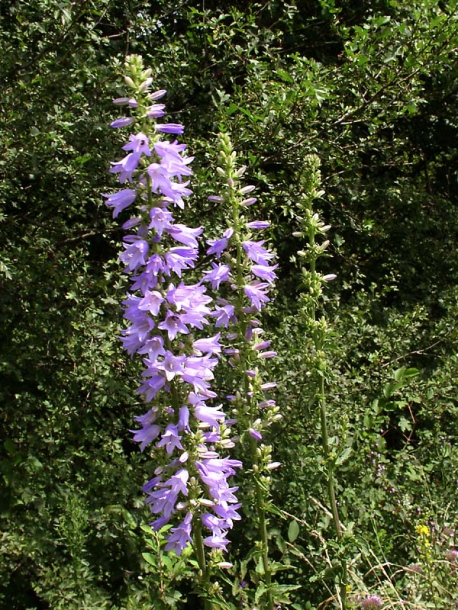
[165,512,193,555]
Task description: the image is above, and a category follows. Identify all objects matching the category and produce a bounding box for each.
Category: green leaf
[142,552,158,567]
[276,69,294,83]
[275,534,286,553]
[270,583,302,603]
[394,366,419,382]
[254,583,267,603]
[288,520,300,543]
[226,102,238,116]
[335,446,352,466]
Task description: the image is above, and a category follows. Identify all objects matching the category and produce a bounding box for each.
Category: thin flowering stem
[193,521,213,610]
[308,220,342,543]
[318,374,342,539]
[203,134,279,610]
[232,186,274,603]
[295,155,347,608]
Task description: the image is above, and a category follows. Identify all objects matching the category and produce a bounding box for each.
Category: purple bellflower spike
[258,351,277,359]
[164,247,197,276]
[145,468,189,520]
[113,97,135,106]
[202,513,230,535]
[167,282,211,312]
[159,153,193,180]
[146,163,175,197]
[154,140,188,161]
[106,65,242,556]
[248,428,263,441]
[167,182,193,209]
[178,406,191,432]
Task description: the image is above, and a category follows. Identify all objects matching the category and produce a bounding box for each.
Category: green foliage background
[1,0,458,607]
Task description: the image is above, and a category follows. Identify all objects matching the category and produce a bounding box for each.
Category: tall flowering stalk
[203,134,284,610]
[104,57,241,595]
[294,155,347,608]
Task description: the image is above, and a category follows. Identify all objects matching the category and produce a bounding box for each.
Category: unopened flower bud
[249,428,263,441]
[241,197,257,206]
[199,498,215,507]
[261,382,277,390]
[139,77,153,92]
[239,185,256,195]
[254,341,271,351]
[267,462,281,470]
[149,89,167,100]
[258,351,277,359]
[220,438,235,448]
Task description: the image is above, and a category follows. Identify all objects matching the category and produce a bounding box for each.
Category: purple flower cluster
[202,219,278,323]
[201,139,280,450]
[105,73,241,555]
[361,594,383,609]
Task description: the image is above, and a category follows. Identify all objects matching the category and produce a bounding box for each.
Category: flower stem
[250,435,274,610]
[318,374,347,607]
[300,156,347,608]
[194,521,213,610]
[318,372,341,539]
